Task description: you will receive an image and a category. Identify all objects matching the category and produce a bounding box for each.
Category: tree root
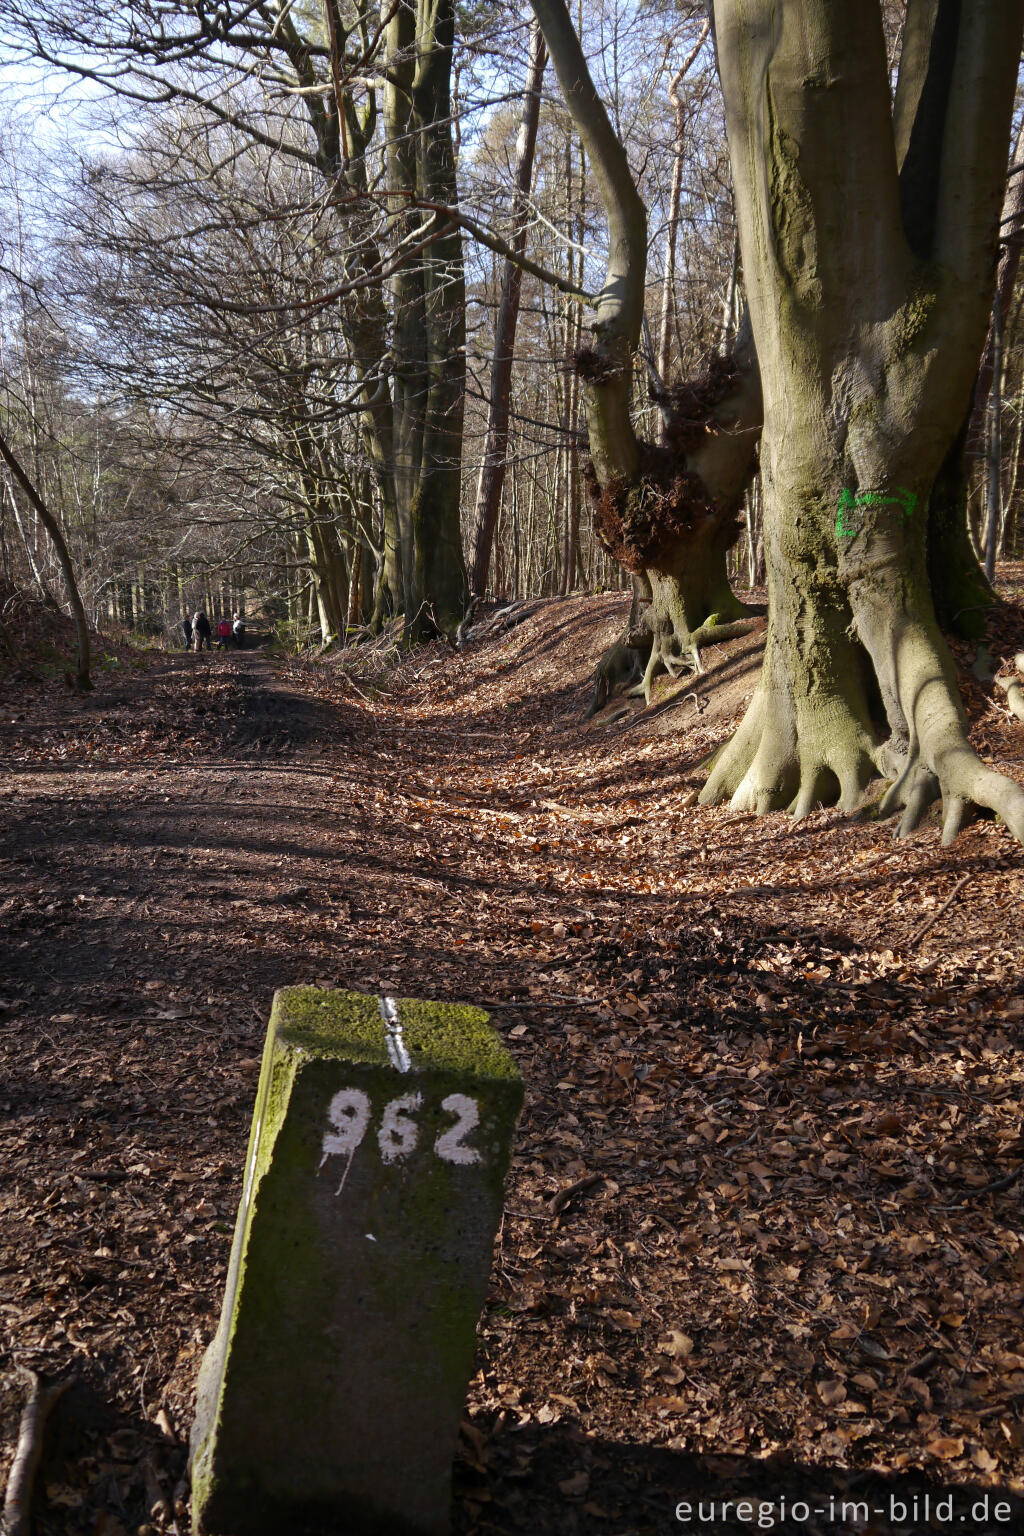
[703,681,1024,844]
[584,636,649,718]
[629,616,758,705]
[2,1369,70,1536]
[701,608,1024,848]
[995,652,1024,723]
[854,606,1024,845]
[699,684,878,816]
[876,749,1024,845]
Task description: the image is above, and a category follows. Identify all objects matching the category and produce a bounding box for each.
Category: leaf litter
[1,583,1024,1533]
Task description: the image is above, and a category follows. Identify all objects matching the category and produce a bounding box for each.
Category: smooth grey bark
[385,0,427,616]
[704,0,1024,844]
[468,19,547,598]
[383,0,469,638]
[532,0,762,705]
[984,289,1003,583]
[530,0,646,486]
[924,107,1024,634]
[972,121,1024,448]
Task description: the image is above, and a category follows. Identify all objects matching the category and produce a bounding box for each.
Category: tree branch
[0,423,91,687]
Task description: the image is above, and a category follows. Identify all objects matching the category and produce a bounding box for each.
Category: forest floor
[3,577,1024,1536]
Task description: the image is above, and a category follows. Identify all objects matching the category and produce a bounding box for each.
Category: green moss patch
[271,987,519,1079]
[191,987,523,1536]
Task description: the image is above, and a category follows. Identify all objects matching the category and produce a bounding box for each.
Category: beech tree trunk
[927,120,1024,635]
[277,0,467,636]
[532,0,762,705]
[656,23,710,401]
[384,0,469,638]
[704,0,1024,845]
[971,120,1024,450]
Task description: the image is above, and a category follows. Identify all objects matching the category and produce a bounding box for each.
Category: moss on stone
[192,988,524,1535]
[272,987,518,1080]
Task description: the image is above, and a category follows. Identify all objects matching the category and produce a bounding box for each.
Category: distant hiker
[193,611,212,651]
[232,612,246,649]
[217,617,232,650]
[181,616,193,651]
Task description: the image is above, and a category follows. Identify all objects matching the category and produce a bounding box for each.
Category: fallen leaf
[658,1329,695,1360]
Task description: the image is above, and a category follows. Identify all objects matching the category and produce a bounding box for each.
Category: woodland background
[0,1,1015,643]
[4,5,1024,1533]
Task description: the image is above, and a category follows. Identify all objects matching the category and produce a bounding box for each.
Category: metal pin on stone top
[379,994,412,1073]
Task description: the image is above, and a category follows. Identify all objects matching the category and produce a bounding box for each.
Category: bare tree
[0,424,91,686]
[467,19,547,597]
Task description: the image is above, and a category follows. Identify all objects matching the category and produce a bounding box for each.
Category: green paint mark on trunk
[836,487,917,537]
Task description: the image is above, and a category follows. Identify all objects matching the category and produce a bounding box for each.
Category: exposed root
[584,636,649,718]
[995,671,1024,724]
[689,615,758,653]
[703,587,1024,846]
[630,618,758,705]
[876,743,1024,845]
[703,654,1024,844]
[2,1368,70,1536]
[699,682,878,817]
[850,592,1024,845]
[1001,651,1024,724]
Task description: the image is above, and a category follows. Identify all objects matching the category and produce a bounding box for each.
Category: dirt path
[3,622,1024,1534]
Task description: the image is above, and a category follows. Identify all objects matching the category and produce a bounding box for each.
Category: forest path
[2,617,1024,1534]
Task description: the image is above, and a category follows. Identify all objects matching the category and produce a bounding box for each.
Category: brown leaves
[5,600,1024,1533]
[658,1330,694,1360]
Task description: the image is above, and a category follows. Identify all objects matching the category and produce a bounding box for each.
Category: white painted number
[377,1092,423,1164]
[435,1093,482,1166]
[321,1088,371,1162]
[319,1090,485,1183]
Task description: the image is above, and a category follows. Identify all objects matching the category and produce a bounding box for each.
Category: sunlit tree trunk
[703,0,1024,845]
[656,23,710,400]
[532,0,762,703]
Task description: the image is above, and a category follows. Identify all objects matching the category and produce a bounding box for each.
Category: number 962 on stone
[320,1088,484,1172]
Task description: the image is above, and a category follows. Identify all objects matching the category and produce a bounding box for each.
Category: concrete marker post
[190,987,523,1536]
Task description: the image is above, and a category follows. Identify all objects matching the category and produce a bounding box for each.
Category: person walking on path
[181,615,193,650]
[232,612,246,649]
[193,611,212,651]
[216,617,232,650]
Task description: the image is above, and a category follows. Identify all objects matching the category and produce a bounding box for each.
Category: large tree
[531,0,763,704]
[702,0,1024,844]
